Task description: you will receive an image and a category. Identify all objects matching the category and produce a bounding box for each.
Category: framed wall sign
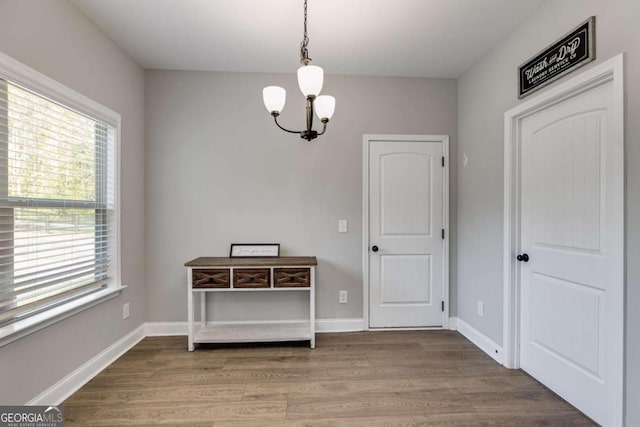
[230,243,280,258]
[518,16,595,98]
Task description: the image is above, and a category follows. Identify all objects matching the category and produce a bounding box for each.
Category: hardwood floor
[63,331,596,426]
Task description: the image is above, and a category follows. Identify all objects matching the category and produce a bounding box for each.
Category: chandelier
[262,0,335,142]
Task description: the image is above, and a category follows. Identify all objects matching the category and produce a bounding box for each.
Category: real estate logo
[0,406,64,427]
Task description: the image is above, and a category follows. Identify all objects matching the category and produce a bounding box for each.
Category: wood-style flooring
[64,331,596,426]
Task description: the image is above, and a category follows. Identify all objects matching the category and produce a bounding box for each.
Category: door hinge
[441,229,445,239]
[442,156,445,167]
[441,301,445,312]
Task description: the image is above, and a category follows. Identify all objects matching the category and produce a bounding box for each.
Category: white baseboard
[144,318,366,336]
[28,324,145,405]
[145,321,186,336]
[451,317,503,364]
[316,318,365,333]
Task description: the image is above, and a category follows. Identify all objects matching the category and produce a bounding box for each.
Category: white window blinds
[0,79,116,325]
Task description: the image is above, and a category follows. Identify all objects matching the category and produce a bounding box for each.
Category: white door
[368,136,445,328]
[519,80,622,425]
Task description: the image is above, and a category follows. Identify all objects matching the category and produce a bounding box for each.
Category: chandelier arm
[273,115,302,134]
[316,121,328,136]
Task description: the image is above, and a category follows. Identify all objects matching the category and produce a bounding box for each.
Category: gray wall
[456,0,639,423]
[145,70,457,322]
[0,0,145,403]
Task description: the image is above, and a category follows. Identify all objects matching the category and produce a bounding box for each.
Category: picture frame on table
[229,243,280,258]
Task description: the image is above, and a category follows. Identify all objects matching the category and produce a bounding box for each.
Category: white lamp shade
[315,95,335,120]
[263,86,286,113]
[297,65,324,97]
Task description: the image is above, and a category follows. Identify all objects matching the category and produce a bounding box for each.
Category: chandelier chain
[300,0,310,64]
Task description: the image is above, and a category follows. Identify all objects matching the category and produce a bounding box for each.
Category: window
[0,55,120,334]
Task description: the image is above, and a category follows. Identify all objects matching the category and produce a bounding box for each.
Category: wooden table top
[185,256,318,267]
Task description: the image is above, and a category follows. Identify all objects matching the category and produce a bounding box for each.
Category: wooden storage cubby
[191,269,230,288]
[233,268,270,288]
[274,268,311,288]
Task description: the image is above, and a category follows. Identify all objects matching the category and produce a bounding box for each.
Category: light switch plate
[338,219,348,233]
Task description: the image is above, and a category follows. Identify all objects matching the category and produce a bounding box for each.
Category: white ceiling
[69,0,545,78]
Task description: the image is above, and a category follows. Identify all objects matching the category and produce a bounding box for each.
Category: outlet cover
[339,290,348,304]
[338,219,348,233]
[123,303,130,319]
[477,301,484,317]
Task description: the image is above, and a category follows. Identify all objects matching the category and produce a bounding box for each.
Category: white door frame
[362,134,449,330]
[503,55,624,425]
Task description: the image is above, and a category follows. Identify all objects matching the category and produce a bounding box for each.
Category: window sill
[0,285,127,348]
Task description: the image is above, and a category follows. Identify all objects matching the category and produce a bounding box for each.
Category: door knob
[516,253,529,262]
[371,245,379,252]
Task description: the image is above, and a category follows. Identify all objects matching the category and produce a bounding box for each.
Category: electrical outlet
[477,301,484,317]
[339,290,348,304]
[123,302,130,319]
[338,219,348,233]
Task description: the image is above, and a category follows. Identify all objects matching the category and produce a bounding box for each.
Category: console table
[184,256,317,351]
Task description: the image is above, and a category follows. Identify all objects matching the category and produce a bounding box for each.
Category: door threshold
[368,326,443,331]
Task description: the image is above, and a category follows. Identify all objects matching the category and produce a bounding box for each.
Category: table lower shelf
[193,321,312,344]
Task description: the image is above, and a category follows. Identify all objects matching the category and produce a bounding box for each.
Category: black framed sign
[229,243,280,258]
[518,16,595,98]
